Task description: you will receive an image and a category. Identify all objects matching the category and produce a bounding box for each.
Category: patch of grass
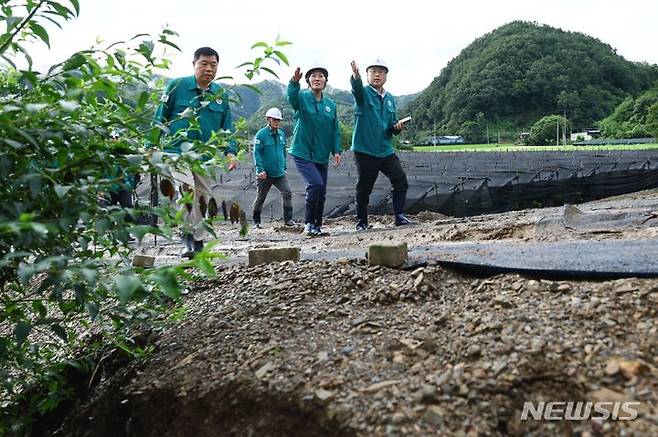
[412,143,658,152]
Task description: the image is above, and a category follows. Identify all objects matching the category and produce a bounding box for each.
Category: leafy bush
[339,122,353,151]
[0,1,289,433]
[527,114,570,146]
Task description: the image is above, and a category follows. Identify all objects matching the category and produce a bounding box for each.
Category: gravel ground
[57,190,658,436]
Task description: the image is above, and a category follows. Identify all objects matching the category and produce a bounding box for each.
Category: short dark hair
[194,47,219,62]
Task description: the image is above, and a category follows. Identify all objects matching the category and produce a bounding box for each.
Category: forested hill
[230,79,417,134]
[406,21,658,135]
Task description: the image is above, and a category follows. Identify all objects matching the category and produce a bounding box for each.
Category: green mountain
[229,79,417,138]
[406,21,658,140]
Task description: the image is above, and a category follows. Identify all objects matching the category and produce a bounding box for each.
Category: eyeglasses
[367,67,387,74]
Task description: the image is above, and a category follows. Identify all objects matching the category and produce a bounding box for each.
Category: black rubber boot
[392,191,416,226]
[356,203,368,231]
[392,191,406,216]
[395,213,417,226]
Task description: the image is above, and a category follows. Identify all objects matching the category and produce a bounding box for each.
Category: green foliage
[0,0,80,67]
[527,114,570,146]
[238,35,291,80]
[339,122,352,151]
[407,21,658,134]
[598,87,658,138]
[394,139,413,151]
[0,2,289,433]
[454,112,489,143]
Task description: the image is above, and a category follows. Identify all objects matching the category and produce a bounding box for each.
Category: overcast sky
[25,0,658,95]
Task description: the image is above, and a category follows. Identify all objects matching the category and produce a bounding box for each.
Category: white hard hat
[366,58,389,73]
[305,65,329,81]
[265,107,282,120]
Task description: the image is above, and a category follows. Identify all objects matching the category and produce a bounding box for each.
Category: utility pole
[556,122,559,146]
[486,125,490,145]
[433,121,436,151]
[563,110,567,146]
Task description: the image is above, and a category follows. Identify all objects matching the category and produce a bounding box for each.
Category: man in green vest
[252,107,295,228]
[350,58,415,231]
[152,47,238,258]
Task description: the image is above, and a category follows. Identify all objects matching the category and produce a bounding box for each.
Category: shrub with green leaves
[527,114,570,146]
[0,1,290,433]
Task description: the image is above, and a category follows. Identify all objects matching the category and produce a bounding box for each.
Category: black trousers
[354,151,408,219]
[252,175,293,222]
[109,189,134,209]
[99,189,135,223]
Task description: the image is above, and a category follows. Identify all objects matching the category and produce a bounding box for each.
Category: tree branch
[0,0,49,55]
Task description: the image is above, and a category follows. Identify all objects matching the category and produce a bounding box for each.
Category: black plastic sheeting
[138,150,658,220]
[294,238,658,280]
[574,137,655,146]
[417,239,658,280]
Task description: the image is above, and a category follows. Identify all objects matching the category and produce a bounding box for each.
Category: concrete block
[368,242,407,268]
[132,254,155,267]
[249,247,300,266]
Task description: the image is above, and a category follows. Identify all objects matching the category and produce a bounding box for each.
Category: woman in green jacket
[287,65,341,236]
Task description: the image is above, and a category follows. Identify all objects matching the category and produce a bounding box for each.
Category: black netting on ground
[136,150,658,219]
[574,137,655,146]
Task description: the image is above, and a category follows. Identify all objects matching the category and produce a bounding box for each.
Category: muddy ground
[53,190,658,436]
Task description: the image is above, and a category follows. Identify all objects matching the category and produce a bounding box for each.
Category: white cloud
[20,0,658,95]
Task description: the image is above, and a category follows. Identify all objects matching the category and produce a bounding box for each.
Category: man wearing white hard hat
[350,58,416,230]
[252,107,295,228]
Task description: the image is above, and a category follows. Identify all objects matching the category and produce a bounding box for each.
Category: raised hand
[292,67,302,82]
[350,60,360,79]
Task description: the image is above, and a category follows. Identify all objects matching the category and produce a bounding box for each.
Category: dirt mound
[57,258,657,436]
[42,190,658,436]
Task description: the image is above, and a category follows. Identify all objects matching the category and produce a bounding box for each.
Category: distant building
[425,135,464,145]
[571,129,601,142]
